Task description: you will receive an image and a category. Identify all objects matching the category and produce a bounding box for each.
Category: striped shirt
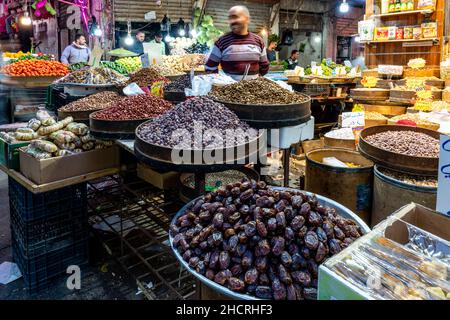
[205,32,269,80]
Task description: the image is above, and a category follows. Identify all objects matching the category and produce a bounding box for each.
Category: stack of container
[8,178,89,292]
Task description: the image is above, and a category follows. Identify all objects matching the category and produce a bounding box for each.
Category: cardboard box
[137,163,179,190]
[0,138,30,169]
[318,203,450,300]
[19,146,120,185]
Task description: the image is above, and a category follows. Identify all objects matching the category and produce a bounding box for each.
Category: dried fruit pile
[209,77,310,105]
[91,93,171,121]
[164,74,191,92]
[126,67,168,87]
[59,91,121,112]
[2,59,69,77]
[170,181,363,300]
[365,130,439,158]
[137,97,258,149]
[57,67,127,85]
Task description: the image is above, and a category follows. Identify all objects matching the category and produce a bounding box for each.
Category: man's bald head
[228,5,250,35]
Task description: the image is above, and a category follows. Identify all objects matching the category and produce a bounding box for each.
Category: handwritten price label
[437,135,450,216]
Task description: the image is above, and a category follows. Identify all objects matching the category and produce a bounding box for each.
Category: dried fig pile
[170,180,363,300]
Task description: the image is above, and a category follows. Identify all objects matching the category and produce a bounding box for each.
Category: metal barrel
[305,148,374,225]
[371,165,437,228]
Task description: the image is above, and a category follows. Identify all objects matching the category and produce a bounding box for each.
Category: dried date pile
[171,180,363,300]
[209,77,310,105]
[126,67,168,87]
[137,97,258,149]
[365,130,439,158]
[91,93,171,120]
[164,74,191,92]
[59,91,121,112]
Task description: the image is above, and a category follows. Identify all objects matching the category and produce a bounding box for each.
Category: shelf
[361,38,439,45]
[371,9,434,18]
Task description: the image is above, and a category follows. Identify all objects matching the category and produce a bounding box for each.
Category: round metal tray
[169,187,371,300]
[358,125,439,176]
[134,120,264,172]
[164,90,186,103]
[58,109,99,122]
[89,112,151,139]
[212,97,311,129]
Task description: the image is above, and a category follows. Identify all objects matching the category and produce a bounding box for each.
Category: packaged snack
[73,148,83,153]
[41,117,57,126]
[16,127,35,134]
[54,141,76,150]
[15,131,38,141]
[421,22,438,38]
[59,116,74,127]
[404,26,413,39]
[0,132,15,143]
[80,134,95,144]
[36,110,52,122]
[395,28,404,40]
[413,26,422,40]
[417,0,436,10]
[49,130,77,143]
[25,146,52,159]
[388,27,397,40]
[375,27,390,41]
[82,142,95,151]
[55,149,73,157]
[30,140,58,153]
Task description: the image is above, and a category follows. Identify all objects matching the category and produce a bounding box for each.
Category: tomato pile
[2,59,69,77]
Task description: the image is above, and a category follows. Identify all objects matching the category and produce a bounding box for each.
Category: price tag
[140,53,150,68]
[341,112,365,128]
[88,45,104,67]
[437,134,450,216]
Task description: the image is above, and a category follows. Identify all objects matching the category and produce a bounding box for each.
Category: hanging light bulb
[314,35,321,43]
[355,36,361,43]
[260,28,267,36]
[340,0,350,13]
[179,29,186,37]
[125,33,134,45]
[20,12,31,26]
[165,34,173,42]
[94,26,103,37]
[190,29,197,38]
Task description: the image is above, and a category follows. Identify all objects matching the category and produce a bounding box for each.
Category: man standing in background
[149,32,166,55]
[205,5,269,81]
[60,34,91,65]
[266,40,277,62]
[285,50,299,70]
[127,31,145,55]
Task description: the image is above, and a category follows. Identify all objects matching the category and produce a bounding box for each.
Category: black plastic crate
[8,178,87,222]
[12,238,88,293]
[10,206,88,258]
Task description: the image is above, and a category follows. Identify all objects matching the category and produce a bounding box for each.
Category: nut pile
[152,64,185,77]
[365,130,439,158]
[57,67,128,85]
[91,94,171,121]
[171,181,363,300]
[184,170,247,189]
[59,91,121,112]
[126,67,168,87]
[209,77,310,105]
[165,74,191,92]
[364,111,387,121]
[137,97,258,149]
[379,167,437,188]
[324,128,355,140]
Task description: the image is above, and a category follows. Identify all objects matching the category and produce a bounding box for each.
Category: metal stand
[194,172,206,196]
[282,148,291,188]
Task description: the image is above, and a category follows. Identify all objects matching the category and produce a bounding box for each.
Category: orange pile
[2,59,69,77]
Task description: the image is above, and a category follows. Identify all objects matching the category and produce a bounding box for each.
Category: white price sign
[437,134,450,216]
[341,112,365,128]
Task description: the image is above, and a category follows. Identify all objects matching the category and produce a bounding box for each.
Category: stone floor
[0,172,140,300]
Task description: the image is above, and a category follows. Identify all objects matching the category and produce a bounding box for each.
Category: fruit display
[193,9,223,48]
[56,67,128,85]
[305,59,351,77]
[365,130,439,158]
[69,62,88,71]
[209,77,310,105]
[99,61,127,75]
[162,54,205,73]
[170,181,364,300]
[107,48,138,58]
[2,59,69,77]
[115,57,142,74]
[327,235,448,300]
[2,51,28,59]
[137,97,257,149]
[164,74,191,92]
[185,43,210,54]
[388,113,440,130]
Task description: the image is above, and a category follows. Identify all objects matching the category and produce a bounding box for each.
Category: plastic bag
[25,146,53,159]
[65,123,88,136]
[30,140,58,153]
[27,119,41,131]
[49,130,77,143]
[16,127,35,134]
[15,131,38,141]
[36,110,52,122]
[41,117,57,126]
[81,134,95,144]
[55,149,73,157]
[82,142,95,151]
[0,132,15,143]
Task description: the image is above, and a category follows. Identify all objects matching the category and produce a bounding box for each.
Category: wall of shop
[33,18,58,57]
[113,0,193,23]
[204,0,271,33]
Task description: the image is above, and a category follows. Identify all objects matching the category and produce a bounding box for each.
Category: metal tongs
[240,64,250,81]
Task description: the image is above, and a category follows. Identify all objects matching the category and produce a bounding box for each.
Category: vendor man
[149,32,166,55]
[285,50,299,70]
[127,31,145,55]
[205,5,269,81]
[61,34,91,65]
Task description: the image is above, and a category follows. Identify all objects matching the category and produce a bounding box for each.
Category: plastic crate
[10,206,88,258]
[8,177,87,222]
[12,238,88,292]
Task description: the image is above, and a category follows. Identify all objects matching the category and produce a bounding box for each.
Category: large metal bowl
[169,187,371,300]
